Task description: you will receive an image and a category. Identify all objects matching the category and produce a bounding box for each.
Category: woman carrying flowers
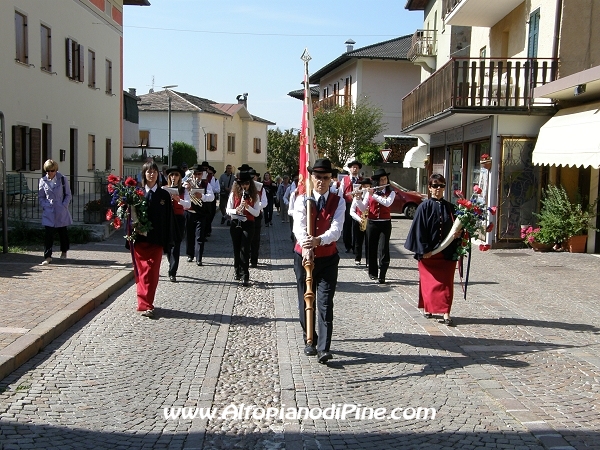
[404,174,463,326]
[109,162,173,318]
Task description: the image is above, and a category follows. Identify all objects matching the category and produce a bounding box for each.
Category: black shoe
[197,261,203,266]
[169,275,177,283]
[304,345,317,356]
[378,278,385,284]
[317,351,333,364]
[187,256,193,262]
[234,272,241,281]
[250,263,257,268]
[423,312,433,319]
[439,318,455,327]
[221,217,226,224]
[369,275,377,280]
[242,275,249,287]
[345,248,352,253]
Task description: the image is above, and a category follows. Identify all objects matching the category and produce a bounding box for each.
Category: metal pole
[0,111,7,253]
[168,96,172,167]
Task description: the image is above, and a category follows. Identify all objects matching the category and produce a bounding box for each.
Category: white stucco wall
[1,0,124,182]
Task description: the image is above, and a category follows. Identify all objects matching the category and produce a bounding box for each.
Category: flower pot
[565,235,587,253]
[530,242,553,252]
[84,210,104,224]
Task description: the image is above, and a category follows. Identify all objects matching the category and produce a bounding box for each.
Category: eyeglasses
[46,169,56,173]
[313,174,331,181]
[430,184,445,189]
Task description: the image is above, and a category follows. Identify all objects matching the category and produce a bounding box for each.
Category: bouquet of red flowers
[453,185,497,257]
[106,174,152,241]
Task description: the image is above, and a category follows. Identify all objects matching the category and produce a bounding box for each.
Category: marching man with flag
[293,158,345,364]
[292,49,345,364]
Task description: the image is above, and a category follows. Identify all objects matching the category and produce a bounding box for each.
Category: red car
[389,181,427,219]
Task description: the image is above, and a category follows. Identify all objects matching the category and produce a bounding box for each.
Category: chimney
[128,88,137,96]
[345,39,356,53]
[236,93,248,107]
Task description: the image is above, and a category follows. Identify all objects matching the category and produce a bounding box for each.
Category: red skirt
[418,253,457,314]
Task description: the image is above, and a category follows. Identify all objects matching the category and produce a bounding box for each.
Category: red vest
[343,175,361,203]
[172,186,185,215]
[294,194,339,258]
[233,195,256,222]
[368,190,391,220]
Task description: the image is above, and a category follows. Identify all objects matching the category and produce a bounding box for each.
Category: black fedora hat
[237,171,253,182]
[371,168,390,179]
[238,163,253,172]
[347,160,362,169]
[165,165,185,177]
[308,158,334,174]
[200,161,209,167]
[359,178,373,185]
[191,163,204,173]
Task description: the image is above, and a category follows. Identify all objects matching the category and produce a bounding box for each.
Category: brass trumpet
[186,176,204,207]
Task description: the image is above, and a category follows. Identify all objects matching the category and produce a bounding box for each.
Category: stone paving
[0,209,599,449]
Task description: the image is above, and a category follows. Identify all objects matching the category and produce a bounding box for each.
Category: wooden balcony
[407,29,437,61]
[402,57,559,130]
[313,94,350,111]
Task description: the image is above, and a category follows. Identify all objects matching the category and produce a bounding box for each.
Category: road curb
[0,268,133,382]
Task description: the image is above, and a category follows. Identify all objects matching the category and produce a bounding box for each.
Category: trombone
[185,176,204,207]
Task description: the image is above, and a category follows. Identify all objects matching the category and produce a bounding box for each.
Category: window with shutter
[253,138,261,154]
[88,50,96,88]
[227,134,235,153]
[12,126,25,171]
[66,38,84,81]
[105,138,112,170]
[88,134,96,171]
[30,128,41,171]
[105,59,112,94]
[207,133,217,151]
[15,12,28,64]
[40,25,51,71]
[78,44,85,83]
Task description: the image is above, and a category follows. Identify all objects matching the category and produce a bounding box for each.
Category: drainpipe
[552,0,563,72]
[0,111,7,253]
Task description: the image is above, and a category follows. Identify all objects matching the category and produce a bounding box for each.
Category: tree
[172,141,197,168]
[314,99,386,168]
[267,128,300,177]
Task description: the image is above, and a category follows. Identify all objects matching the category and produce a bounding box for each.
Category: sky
[123,0,424,131]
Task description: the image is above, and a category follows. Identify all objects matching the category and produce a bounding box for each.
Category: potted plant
[521,225,554,251]
[534,184,598,253]
[83,199,106,224]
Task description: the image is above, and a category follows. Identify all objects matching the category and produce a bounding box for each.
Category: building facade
[403,0,569,247]
[136,90,274,176]
[1,0,148,194]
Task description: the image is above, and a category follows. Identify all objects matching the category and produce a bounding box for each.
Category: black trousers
[230,219,255,277]
[219,194,229,218]
[44,226,69,259]
[167,214,185,276]
[293,252,339,352]
[206,200,217,235]
[366,220,391,279]
[352,220,368,264]
[342,202,353,251]
[250,213,263,265]
[264,198,274,225]
[185,211,208,263]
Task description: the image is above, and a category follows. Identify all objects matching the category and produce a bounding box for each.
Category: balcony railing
[407,29,437,61]
[442,0,462,19]
[402,57,558,130]
[313,94,350,111]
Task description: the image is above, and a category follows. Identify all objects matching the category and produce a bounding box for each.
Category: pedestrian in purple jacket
[38,159,73,265]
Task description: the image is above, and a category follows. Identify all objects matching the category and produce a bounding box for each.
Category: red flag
[298,49,318,196]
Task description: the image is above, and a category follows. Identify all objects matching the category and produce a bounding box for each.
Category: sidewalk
[0,213,599,449]
[0,230,133,380]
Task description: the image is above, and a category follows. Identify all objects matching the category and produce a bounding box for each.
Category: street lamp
[162,85,178,166]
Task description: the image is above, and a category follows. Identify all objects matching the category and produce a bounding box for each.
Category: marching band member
[201,162,220,238]
[134,161,174,318]
[338,160,363,253]
[284,175,299,244]
[355,168,395,284]
[404,174,462,326]
[250,169,267,268]
[293,159,345,364]
[183,164,215,266]
[350,178,372,266]
[164,166,190,283]
[226,170,260,286]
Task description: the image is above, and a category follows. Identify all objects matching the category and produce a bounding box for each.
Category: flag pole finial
[301,48,312,62]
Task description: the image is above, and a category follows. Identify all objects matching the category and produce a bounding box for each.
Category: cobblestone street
[0,213,599,449]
